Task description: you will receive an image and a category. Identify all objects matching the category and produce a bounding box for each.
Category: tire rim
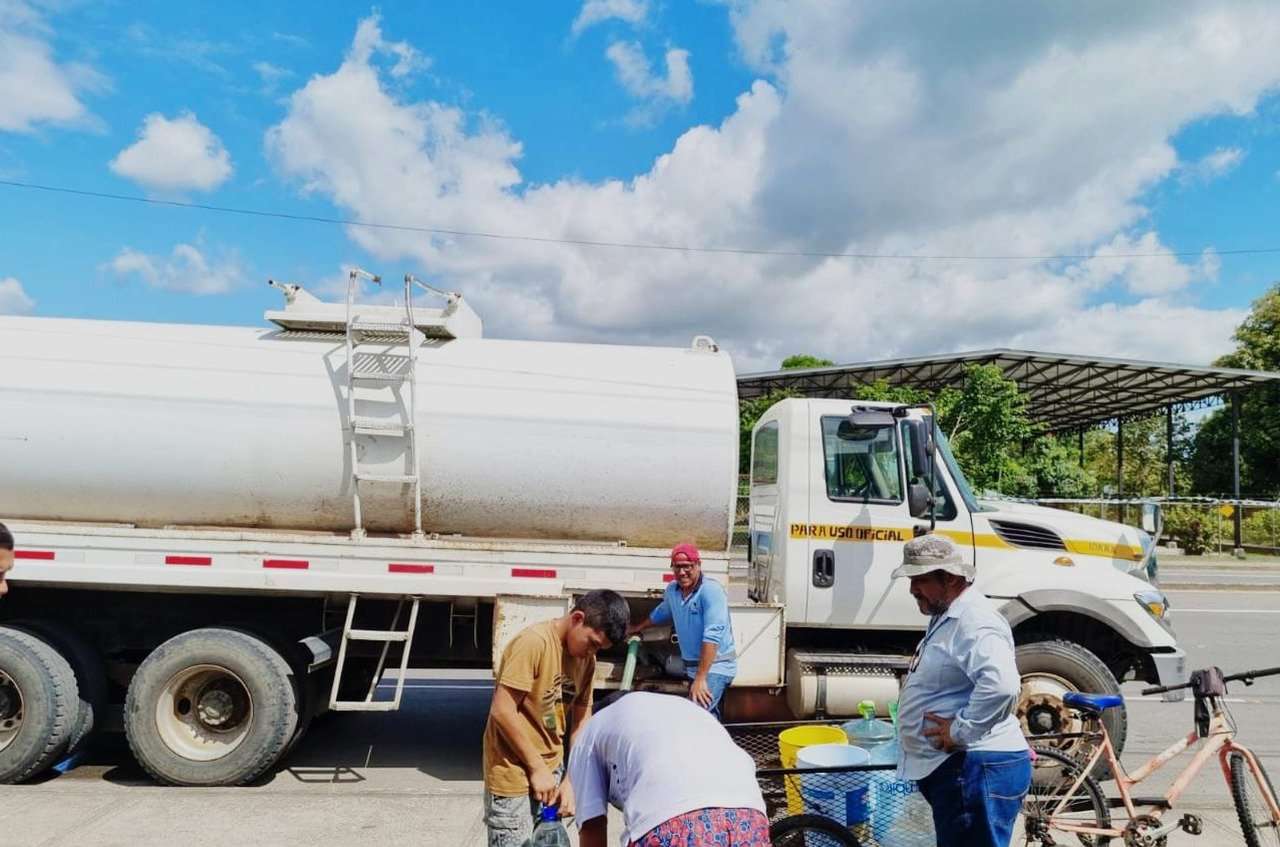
[1017,672,1087,749]
[154,664,253,762]
[0,668,22,753]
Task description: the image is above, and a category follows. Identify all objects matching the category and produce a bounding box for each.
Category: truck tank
[0,301,739,549]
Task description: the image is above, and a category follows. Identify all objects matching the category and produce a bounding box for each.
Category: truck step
[327,699,402,712]
[346,628,411,642]
[350,369,412,383]
[354,472,418,484]
[351,416,412,435]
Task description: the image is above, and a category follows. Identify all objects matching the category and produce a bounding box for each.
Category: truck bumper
[1152,648,1188,702]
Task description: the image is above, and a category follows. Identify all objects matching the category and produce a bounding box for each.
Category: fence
[727,719,933,847]
[1035,497,1280,556]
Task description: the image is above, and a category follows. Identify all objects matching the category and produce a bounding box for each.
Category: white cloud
[0,1,104,132]
[253,61,293,92]
[572,0,649,36]
[1008,299,1247,365]
[0,276,35,313]
[349,14,429,79]
[1069,232,1220,297]
[104,241,246,295]
[1181,145,1246,184]
[606,41,693,105]
[266,8,1280,372]
[109,112,233,192]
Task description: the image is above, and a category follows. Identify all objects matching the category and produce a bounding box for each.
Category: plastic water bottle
[530,805,571,847]
[841,700,897,763]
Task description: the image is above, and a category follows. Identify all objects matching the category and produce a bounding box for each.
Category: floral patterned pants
[631,807,771,847]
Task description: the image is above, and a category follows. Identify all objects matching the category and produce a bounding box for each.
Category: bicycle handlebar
[1140,665,1280,696]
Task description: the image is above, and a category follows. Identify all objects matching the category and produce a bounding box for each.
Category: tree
[1084,415,1193,498]
[739,389,795,475]
[935,364,1035,493]
[780,354,835,369]
[1189,282,1280,497]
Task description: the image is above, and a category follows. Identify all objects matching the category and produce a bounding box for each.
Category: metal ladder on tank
[328,593,422,711]
[344,268,425,541]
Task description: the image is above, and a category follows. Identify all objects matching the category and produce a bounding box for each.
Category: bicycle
[1021,664,1280,846]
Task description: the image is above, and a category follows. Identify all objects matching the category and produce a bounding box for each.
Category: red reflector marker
[663,573,676,583]
[512,567,556,579]
[263,559,309,570]
[388,563,435,574]
[165,555,212,567]
[14,550,55,561]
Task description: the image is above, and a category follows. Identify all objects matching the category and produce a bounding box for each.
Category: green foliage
[780,354,836,369]
[1190,282,1280,497]
[1023,436,1097,498]
[934,364,1034,493]
[739,389,795,475]
[1083,416,1193,497]
[1162,505,1214,555]
[849,378,927,405]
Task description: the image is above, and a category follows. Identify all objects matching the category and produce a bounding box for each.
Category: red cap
[670,542,701,564]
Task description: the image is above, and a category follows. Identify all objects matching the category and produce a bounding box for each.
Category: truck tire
[0,626,79,783]
[8,620,108,756]
[1015,639,1127,761]
[125,628,298,786]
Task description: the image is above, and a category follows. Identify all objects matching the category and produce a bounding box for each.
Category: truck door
[803,409,970,628]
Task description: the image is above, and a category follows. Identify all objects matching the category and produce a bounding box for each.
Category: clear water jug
[530,805,571,847]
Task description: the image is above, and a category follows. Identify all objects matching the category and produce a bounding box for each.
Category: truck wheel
[0,627,78,783]
[8,620,108,756]
[125,628,298,786]
[1015,639,1127,761]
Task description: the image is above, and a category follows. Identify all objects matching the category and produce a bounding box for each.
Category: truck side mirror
[1141,502,1162,538]
[908,482,931,519]
[905,419,930,477]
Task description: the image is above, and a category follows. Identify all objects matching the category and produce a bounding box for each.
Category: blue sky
[2,1,1279,371]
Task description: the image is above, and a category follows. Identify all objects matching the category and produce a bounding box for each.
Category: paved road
[1114,588,1280,843]
[3,585,1278,845]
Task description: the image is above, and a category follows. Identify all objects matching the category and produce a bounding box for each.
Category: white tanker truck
[0,276,1185,786]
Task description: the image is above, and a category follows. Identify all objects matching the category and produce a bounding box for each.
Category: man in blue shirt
[628,543,737,720]
[893,533,1030,847]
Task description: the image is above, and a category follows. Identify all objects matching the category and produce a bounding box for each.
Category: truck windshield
[933,426,989,513]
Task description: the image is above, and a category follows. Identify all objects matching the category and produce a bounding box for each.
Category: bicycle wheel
[1230,752,1280,847]
[769,813,862,847]
[1021,746,1112,846]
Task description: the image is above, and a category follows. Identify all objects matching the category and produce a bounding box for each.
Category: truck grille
[989,519,1066,551]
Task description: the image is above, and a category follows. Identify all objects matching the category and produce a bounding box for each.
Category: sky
[2,0,1279,373]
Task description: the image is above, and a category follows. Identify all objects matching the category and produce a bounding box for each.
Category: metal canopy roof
[736,348,1280,433]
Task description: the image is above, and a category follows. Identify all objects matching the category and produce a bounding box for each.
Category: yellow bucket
[778,724,849,814]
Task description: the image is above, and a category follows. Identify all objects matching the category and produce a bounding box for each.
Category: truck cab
[749,398,1186,751]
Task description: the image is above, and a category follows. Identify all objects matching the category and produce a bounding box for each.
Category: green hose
[620,636,641,691]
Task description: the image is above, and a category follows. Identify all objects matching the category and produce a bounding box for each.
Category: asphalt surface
[1115,587,1280,844]
[2,570,1277,845]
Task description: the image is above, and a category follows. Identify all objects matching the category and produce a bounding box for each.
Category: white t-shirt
[567,692,765,845]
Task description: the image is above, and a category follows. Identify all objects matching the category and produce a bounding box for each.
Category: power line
[3,177,1277,262]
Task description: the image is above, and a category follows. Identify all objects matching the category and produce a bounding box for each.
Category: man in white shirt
[567,691,769,847]
[893,533,1031,847]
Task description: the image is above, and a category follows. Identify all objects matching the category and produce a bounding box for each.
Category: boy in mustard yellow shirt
[482,590,629,846]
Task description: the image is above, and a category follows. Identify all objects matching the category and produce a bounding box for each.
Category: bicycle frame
[1043,702,1280,838]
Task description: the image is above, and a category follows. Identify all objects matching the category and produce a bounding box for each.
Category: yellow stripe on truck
[792,524,1143,562]
[1064,539,1144,561]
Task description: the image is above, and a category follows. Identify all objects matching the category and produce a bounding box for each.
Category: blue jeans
[684,669,734,720]
[917,750,1031,847]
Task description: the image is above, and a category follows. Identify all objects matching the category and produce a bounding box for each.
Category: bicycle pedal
[1179,813,1203,835]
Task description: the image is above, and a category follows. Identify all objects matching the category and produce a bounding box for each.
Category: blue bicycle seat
[1063,692,1124,712]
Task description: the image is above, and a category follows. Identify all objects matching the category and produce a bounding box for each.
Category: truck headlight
[1135,589,1170,623]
